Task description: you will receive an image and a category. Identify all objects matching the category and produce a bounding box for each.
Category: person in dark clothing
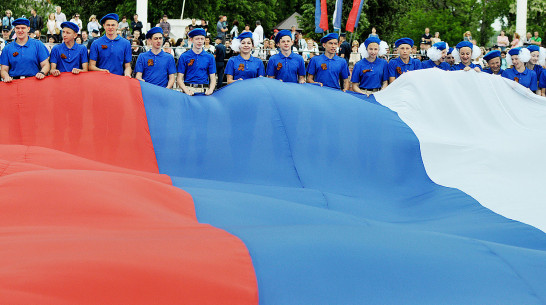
[131,14,143,34]
[338,33,351,63]
[214,36,226,88]
[29,9,43,34]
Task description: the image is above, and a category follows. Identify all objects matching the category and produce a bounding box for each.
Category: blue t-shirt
[135,50,177,88]
[89,35,132,76]
[266,51,306,83]
[0,38,49,77]
[225,54,265,81]
[539,69,546,88]
[350,57,389,89]
[530,64,543,82]
[387,57,421,79]
[177,49,216,84]
[307,54,349,89]
[501,68,538,91]
[50,42,89,72]
[421,59,451,71]
[482,68,504,75]
[450,62,481,71]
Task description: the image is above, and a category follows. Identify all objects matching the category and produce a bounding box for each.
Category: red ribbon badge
[101,45,107,49]
[514,77,519,83]
[188,59,195,66]
[61,53,67,59]
[12,52,19,57]
[362,69,371,74]
[238,63,245,71]
[147,59,154,66]
[321,63,327,70]
[276,62,282,71]
[396,66,402,75]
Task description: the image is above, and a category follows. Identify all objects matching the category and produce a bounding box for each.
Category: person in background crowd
[0,18,50,82]
[70,13,82,34]
[511,33,520,48]
[133,29,143,46]
[242,24,251,33]
[2,27,11,43]
[351,36,389,95]
[45,36,56,52]
[338,33,351,63]
[497,30,509,51]
[421,41,450,70]
[217,15,227,43]
[224,39,234,59]
[54,6,67,36]
[230,20,239,39]
[225,31,264,84]
[162,40,174,56]
[482,50,504,75]
[349,40,361,69]
[3,10,15,37]
[431,32,441,45]
[174,38,186,58]
[418,42,429,61]
[118,16,129,38]
[500,51,507,70]
[463,31,472,42]
[502,47,539,94]
[75,36,83,44]
[47,13,58,42]
[50,21,88,75]
[254,20,264,46]
[177,28,216,95]
[296,32,307,51]
[34,30,46,43]
[266,30,306,83]
[203,36,215,54]
[523,32,533,46]
[188,19,197,31]
[29,9,43,34]
[368,27,379,39]
[526,45,543,81]
[131,14,143,35]
[303,38,319,61]
[87,15,101,36]
[87,29,99,50]
[135,27,176,89]
[159,15,171,37]
[214,36,226,88]
[388,38,421,83]
[451,41,481,71]
[89,13,132,76]
[531,32,542,46]
[307,33,349,90]
[421,28,432,48]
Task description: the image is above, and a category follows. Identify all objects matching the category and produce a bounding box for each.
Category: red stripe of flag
[346,0,362,33]
[320,0,329,31]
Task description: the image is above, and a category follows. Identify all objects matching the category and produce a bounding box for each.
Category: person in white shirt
[54,6,66,32]
[253,20,263,46]
[69,13,83,34]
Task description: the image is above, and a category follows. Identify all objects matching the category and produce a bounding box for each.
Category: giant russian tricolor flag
[1,71,545,304]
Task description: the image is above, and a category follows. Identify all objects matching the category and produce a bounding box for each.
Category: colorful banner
[332,0,343,30]
[346,0,365,32]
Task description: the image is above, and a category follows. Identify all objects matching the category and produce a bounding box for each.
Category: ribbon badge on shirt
[276,62,282,71]
[188,59,195,66]
[101,45,108,49]
[514,77,519,83]
[238,63,245,71]
[147,59,154,66]
[12,52,19,57]
[362,69,371,74]
[396,66,402,75]
[321,63,327,70]
[61,53,67,59]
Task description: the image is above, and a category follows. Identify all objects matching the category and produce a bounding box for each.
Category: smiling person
[225,31,265,85]
[421,42,450,71]
[482,50,504,75]
[450,41,482,72]
[135,27,176,88]
[0,18,50,82]
[50,22,88,76]
[89,13,132,76]
[502,47,539,94]
[351,37,389,95]
[525,45,543,81]
[177,28,216,95]
[388,38,421,83]
[266,30,306,83]
[307,33,349,90]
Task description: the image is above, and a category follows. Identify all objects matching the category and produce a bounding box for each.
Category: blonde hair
[5,10,12,15]
[89,15,96,22]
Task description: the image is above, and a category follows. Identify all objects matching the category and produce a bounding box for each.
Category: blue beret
[146,27,163,39]
[456,41,473,50]
[527,45,540,53]
[12,18,30,27]
[100,13,119,25]
[432,41,447,50]
[364,37,380,48]
[483,50,501,62]
[61,21,79,34]
[237,31,253,41]
[320,33,339,44]
[508,47,521,56]
[395,38,413,48]
[274,30,292,44]
[188,28,206,38]
[447,47,454,55]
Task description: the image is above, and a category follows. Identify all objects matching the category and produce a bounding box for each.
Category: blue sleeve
[89,41,99,61]
[258,59,265,76]
[341,61,349,79]
[266,57,275,77]
[297,56,306,76]
[539,70,546,88]
[208,55,216,74]
[307,57,316,75]
[530,72,538,91]
[382,61,389,82]
[80,45,89,63]
[49,46,59,64]
[414,59,421,70]
[0,48,8,66]
[501,70,509,79]
[350,61,361,83]
[167,56,176,75]
[135,54,145,73]
[388,61,396,78]
[225,58,234,76]
[124,41,132,64]
[37,42,50,62]
[177,55,187,74]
